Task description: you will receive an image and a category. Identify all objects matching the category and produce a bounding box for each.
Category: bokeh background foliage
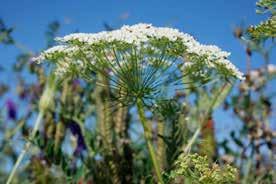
[0,0,275,183]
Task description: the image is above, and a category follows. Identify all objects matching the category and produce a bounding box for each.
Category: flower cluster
[34,23,244,80]
[170,153,237,184]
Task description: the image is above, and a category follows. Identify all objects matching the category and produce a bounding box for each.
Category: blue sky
[0,0,271,71]
[0,0,275,148]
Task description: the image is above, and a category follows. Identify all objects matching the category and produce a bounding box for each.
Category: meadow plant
[29,23,243,183]
[1,1,274,183]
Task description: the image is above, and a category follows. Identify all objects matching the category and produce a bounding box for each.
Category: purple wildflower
[67,121,86,156]
[6,99,17,120]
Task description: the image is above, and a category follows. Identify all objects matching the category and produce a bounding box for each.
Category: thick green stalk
[136,99,164,184]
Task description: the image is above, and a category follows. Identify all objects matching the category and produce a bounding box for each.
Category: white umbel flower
[35,23,244,80]
[33,45,79,63]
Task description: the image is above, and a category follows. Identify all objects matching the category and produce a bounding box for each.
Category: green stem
[183,83,230,155]
[184,126,201,154]
[136,99,164,184]
[6,112,44,184]
[6,74,56,184]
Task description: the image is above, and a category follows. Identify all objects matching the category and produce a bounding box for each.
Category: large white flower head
[35,23,244,79]
[34,23,244,104]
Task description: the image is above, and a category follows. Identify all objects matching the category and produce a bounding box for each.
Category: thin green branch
[6,112,44,184]
[6,74,56,184]
[183,82,231,154]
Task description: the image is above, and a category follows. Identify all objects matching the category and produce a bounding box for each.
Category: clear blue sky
[0,0,275,145]
[0,0,271,71]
